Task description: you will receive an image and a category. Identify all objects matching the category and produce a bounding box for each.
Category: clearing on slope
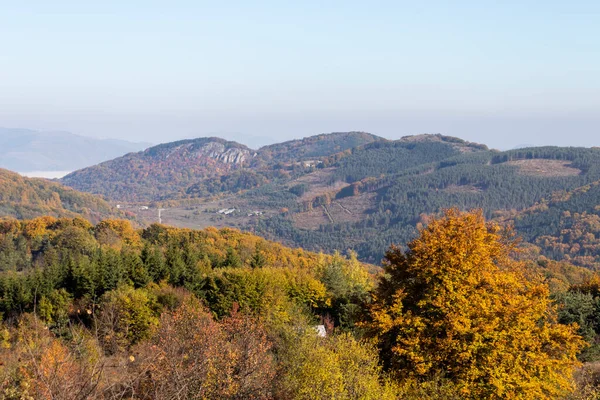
[505,159,582,177]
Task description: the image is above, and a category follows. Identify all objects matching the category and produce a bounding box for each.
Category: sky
[0,1,598,150]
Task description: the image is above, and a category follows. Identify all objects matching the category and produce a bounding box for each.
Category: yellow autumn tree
[94,219,142,249]
[365,209,584,399]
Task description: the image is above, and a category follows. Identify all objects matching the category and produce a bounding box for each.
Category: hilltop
[62,137,252,201]
[0,168,124,222]
[256,131,383,164]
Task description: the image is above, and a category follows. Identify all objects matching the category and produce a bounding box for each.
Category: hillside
[129,134,490,250]
[148,138,600,265]
[0,128,149,173]
[60,132,600,267]
[61,132,386,202]
[62,137,253,201]
[510,180,600,268]
[0,168,123,222]
[247,145,600,263]
[0,212,592,398]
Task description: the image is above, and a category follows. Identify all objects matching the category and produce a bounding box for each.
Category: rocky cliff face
[161,140,250,165]
[196,142,249,164]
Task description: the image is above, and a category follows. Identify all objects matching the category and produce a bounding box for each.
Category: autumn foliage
[0,211,593,399]
[365,209,584,398]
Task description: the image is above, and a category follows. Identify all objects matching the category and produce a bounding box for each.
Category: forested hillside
[61,137,253,201]
[61,132,385,202]
[1,211,598,398]
[60,132,600,268]
[0,168,124,222]
[250,144,600,263]
[0,216,388,398]
[512,179,600,268]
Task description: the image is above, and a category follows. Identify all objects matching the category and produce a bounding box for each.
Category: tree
[555,290,600,361]
[38,288,73,330]
[250,245,266,269]
[97,286,158,353]
[141,243,167,282]
[121,247,150,288]
[165,241,186,286]
[94,219,142,250]
[135,299,276,399]
[224,246,242,268]
[321,251,372,329]
[0,314,103,400]
[277,332,397,400]
[365,209,584,399]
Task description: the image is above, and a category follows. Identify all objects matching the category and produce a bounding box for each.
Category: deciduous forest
[1,210,598,399]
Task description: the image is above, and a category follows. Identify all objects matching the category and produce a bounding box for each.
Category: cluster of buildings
[217,208,236,215]
[216,208,264,217]
[115,204,150,210]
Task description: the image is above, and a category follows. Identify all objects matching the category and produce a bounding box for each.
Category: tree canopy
[365,209,584,399]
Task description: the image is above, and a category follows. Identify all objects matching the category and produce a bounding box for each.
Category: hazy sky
[1,1,598,149]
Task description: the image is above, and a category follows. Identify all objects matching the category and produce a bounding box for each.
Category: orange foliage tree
[134,299,275,399]
[365,209,584,399]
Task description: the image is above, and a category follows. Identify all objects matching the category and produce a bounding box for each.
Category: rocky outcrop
[196,142,249,164]
[161,140,250,165]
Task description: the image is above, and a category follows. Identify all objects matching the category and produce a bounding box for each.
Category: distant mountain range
[0,128,150,173]
[55,131,600,267]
